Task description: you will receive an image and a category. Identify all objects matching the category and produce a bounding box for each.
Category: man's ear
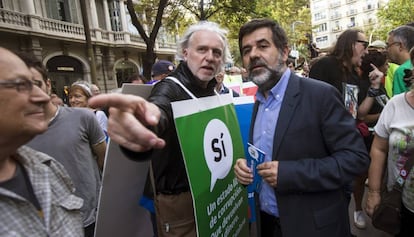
[46,79,52,95]
[183,49,188,61]
[282,46,290,61]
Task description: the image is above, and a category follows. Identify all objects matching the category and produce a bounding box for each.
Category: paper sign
[94,84,154,237]
[172,94,249,237]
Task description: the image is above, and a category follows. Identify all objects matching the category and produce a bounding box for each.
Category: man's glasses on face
[0,77,42,92]
[386,41,401,49]
[356,40,369,49]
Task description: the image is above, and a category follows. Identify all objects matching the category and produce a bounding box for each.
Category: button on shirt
[253,69,290,217]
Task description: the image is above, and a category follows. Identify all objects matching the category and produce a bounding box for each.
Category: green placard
[174,102,249,237]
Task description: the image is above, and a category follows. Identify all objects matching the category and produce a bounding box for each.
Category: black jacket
[309,55,363,103]
[125,62,217,194]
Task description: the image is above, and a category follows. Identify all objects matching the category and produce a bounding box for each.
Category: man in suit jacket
[233,19,370,237]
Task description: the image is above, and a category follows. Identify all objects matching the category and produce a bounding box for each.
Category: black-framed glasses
[0,78,42,92]
[386,41,401,49]
[356,40,369,49]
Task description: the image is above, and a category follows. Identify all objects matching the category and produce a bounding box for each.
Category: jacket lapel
[271,74,301,160]
[249,102,260,144]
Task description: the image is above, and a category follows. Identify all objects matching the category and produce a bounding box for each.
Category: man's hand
[365,191,381,217]
[368,63,384,89]
[234,158,253,185]
[257,161,279,187]
[89,94,165,152]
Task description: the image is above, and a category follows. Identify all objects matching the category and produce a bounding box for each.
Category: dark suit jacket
[250,73,369,237]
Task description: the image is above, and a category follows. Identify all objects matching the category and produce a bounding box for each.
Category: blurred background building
[310,0,389,51]
[0,0,176,97]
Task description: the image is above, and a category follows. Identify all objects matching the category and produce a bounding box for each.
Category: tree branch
[126,0,149,44]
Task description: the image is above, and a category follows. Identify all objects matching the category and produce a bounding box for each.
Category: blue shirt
[253,69,290,217]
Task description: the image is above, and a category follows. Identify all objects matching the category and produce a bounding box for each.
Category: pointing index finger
[89,94,144,111]
[370,63,378,70]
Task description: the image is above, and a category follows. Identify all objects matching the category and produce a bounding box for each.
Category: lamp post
[291,21,305,67]
[369,24,379,44]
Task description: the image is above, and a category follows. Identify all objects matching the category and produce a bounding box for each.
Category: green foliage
[128,0,312,66]
[207,0,312,64]
[251,0,312,62]
[206,0,260,65]
[373,0,414,41]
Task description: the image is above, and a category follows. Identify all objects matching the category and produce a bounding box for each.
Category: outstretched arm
[89,94,165,152]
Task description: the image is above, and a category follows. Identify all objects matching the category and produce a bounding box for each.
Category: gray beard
[249,59,286,92]
[251,69,271,86]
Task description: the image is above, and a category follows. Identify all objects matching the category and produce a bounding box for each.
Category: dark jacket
[309,55,364,103]
[251,73,369,236]
[126,62,217,194]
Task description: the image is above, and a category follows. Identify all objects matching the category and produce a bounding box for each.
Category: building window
[331,11,341,20]
[316,36,328,43]
[45,0,78,23]
[312,1,325,10]
[348,17,356,28]
[57,0,67,21]
[314,12,326,21]
[0,0,21,11]
[317,23,327,32]
[332,21,341,32]
[95,0,106,29]
[108,0,122,31]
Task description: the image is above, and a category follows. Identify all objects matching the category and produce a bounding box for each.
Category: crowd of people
[1,16,414,237]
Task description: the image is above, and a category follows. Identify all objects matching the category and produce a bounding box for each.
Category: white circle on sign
[203,119,233,192]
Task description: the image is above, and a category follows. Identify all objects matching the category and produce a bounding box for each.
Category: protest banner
[171,94,249,237]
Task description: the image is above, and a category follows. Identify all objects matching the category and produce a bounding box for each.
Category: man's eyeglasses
[386,41,401,49]
[356,40,369,49]
[0,78,42,92]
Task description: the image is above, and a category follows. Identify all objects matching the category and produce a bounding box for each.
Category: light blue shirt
[253,69,290,217]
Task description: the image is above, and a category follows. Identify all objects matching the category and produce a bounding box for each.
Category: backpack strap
[166,76,198,100]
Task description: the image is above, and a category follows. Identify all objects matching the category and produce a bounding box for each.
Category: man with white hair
[89,21,232,236]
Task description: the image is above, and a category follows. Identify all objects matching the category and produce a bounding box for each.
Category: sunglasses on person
[356,40,369,49]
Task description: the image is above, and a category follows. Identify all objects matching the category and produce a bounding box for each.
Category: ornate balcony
[0,8,176,53]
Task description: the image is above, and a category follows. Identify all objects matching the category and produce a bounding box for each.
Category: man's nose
[30,84,50,104]
[205,50,214,61]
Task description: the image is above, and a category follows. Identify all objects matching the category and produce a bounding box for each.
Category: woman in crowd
[352,48,388,229]
[69,81,108,141]
[366,47,414,236]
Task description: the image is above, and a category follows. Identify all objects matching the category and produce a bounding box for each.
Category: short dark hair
[238,18,288,57]
[360,50,387,79]
[15,51,48,82]
[286,57,296,67]
[123,73,146,84]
